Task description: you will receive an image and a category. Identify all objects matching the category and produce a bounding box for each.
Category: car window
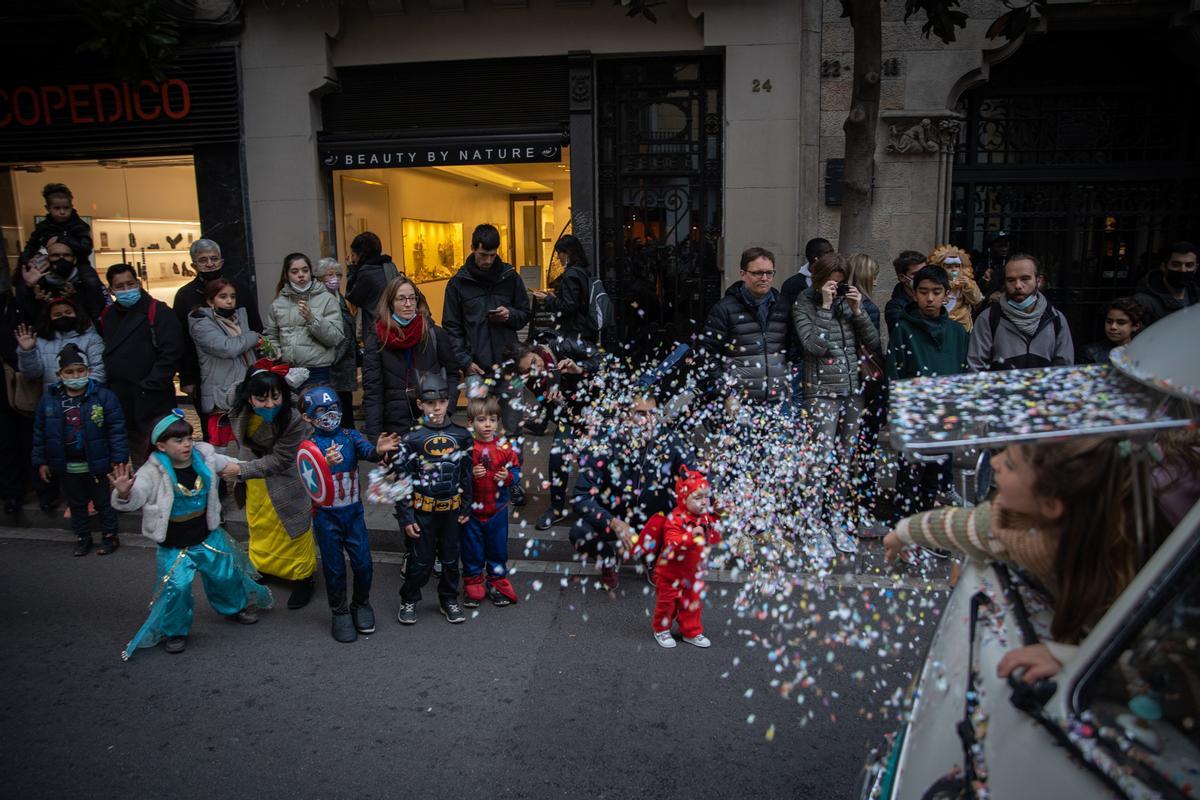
[1080,562,1200,797]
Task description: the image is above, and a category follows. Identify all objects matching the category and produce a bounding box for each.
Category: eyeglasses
[195,256,222,266]
[395,295,418,305]
[744,269,775,278]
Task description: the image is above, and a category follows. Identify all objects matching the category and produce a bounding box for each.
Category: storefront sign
[0,79,192,128]
[320,141,563,170]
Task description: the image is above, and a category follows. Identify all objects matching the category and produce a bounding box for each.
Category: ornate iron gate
[597,55,723,353]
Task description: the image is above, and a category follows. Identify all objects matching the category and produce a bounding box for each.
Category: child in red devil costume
[641,468,721,649]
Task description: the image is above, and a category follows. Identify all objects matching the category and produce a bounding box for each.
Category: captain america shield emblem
[296,440,336,507]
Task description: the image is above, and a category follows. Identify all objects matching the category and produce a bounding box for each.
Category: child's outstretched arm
[884,503,1010,564]
[109,462,157,512]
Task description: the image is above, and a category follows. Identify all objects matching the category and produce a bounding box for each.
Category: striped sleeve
[893,504,1011,563]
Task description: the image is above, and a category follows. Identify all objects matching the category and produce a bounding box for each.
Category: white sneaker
[683,634,711,648]
[833,529,859,554]
[654,630,677,649]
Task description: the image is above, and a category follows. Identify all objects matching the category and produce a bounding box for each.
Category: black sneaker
[96,536,120,555]
[73,538,93,557]
[536,508,569,531]
[510,484,527,507]
[287,576,316,610]
[331,612,357,643]
[351,602,376,634]
[225,607,259,625]
[440,601,466,624]
[397,601,418,625]
[163,636,187,654]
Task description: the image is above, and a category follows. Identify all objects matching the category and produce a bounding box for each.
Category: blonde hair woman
[927,244,983,333]
[846,253,882,333]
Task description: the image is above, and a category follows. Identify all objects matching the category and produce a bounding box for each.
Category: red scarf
[375,315,426,351]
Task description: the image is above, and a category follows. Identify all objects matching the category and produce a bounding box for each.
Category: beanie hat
[674,467,710,508]
[57,342,88,371]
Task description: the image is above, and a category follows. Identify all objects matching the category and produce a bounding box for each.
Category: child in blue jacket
[33,343,128,556]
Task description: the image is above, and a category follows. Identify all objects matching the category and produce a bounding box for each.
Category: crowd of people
[1,179,1197,659]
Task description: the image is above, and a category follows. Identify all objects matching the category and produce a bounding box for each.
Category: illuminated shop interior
[3,156,200,304]
[332,146,570,323]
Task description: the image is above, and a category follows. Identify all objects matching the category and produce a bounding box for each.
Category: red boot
[486,576,518,606]
[463,574,486,608]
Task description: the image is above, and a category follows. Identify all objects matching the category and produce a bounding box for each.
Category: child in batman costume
[392,373,473,625]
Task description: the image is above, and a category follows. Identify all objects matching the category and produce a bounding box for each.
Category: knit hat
[674,467,710,508]
[57,342,88,371]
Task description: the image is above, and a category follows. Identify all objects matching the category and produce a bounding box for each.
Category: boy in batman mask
[300,385,400,643]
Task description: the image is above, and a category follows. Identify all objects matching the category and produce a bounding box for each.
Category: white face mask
[288,281,310,294]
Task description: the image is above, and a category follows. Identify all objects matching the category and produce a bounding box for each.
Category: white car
[861,305,1200,800]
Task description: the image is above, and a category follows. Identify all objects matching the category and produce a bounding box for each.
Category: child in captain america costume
[299,385,400,643]
[462,395,520,608]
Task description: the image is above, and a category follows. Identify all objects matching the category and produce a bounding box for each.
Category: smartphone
[487,308,504,317]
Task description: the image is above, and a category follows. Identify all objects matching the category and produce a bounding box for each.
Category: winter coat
[98,290,185,429]
[16,326,107,388]
[861,294,882,336]
[1132,270,1198,327]
[442,256,531,371]
[700,283,791,403]
[360,320,460,439]
[883,282,911,338]
[228,405,313,538]
[791,288,882,399]
[1078,339,1116,366]
[264,282,344,369]
[656,506,721,579]
[537,263,591,340]
[189,307,260,414]
[172,271,262,388]
[571,427,696,535]
[20,211,93,264]
[328,292,359,393]
[885,304,969,380]
[32,379,128,475]
[966,300,1073,372]
[110,442,229,544]
[345,255,398,334]
[14,262,107,323]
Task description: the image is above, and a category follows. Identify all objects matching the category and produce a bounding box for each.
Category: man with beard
[172,239,262,437]
[570,391,696,591]
[967,253,1073,371]
[1133,241,1197,326]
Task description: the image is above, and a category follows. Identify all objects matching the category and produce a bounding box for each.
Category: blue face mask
[114,288,141,308]
[391,312,415,327]
[253,404,280,423]
[62,376,89,390]
[1007,293,1038,311]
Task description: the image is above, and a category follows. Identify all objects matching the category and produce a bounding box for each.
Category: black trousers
[398,509,461,604]
[60,471,118,541]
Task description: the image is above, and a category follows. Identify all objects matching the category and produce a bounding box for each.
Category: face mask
[323,276,340,291]
[1164,269,1195,290]
[215,306,237,319]
[288,281,310,294]
[391,312,415,327]
[62,376,89,390]
[51,316,77,332]
[114,288,141,308]
[253,405,280,423]
[314,410,342,432]
[200,267,224,281]
[1007,293,1037,311]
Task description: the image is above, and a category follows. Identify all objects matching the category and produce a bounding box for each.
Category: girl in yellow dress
[220,361,318,608]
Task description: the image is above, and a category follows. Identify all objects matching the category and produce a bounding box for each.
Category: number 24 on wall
[752,79,772,93]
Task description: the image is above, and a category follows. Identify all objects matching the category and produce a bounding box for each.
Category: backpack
[100,296,162,349]
[580,268,614,338]
[986,301,1063,341]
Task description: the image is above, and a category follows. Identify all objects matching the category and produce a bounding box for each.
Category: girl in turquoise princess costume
[109,410,272,659]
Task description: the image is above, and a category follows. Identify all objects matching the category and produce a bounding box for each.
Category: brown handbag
[858,343,885,384]
[3,362,42,414]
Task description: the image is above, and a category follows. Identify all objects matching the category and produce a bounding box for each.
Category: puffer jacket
[32,379,128,475]
[264,282,344,369]
[189,307,260,414]
[700,282,791,403]
[16,326,107,388]
[110,442,229,543]
[360,320,460,439]
[442,256,531,370]
[792,288,881,398]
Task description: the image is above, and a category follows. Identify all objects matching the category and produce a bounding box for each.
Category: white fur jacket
[110,442,231,543]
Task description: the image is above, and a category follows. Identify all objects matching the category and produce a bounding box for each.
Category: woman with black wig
[218,361,318,608]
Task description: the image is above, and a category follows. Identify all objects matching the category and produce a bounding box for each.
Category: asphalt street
[0,531,935,800]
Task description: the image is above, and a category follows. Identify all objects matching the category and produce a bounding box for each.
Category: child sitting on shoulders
[463,395,520,608]
[110,410,272,658]
[884,437,1164,682]
[646,467,721,650]
[299,385,400,643]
